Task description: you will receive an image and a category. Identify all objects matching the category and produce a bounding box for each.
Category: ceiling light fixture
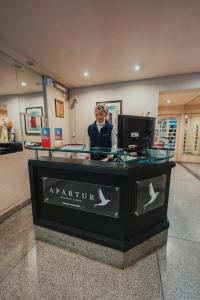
[21,81,27,87]
[167,100,171,103]
[83,71,89,77]
[133,64,141,71]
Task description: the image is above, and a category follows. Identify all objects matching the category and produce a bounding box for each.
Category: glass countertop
[27,145,120,154]
[27,145,174,164]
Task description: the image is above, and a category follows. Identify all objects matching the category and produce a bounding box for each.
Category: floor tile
[168,166,200,243]
[158,237,200,300]
[170,163,192,180]
[0,241,163,300]
[0,205,36,282]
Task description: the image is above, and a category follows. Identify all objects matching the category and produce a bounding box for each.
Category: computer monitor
[118,115,155,150]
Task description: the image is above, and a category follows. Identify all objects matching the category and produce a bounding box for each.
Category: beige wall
[159,104,200,115]
[0,87,70,218]
[70,73,200,144]
[18,92,44,113]
[0,95,21,141]
[46,86,70,146]
[158,106,184,115]
[0,150,34,217]
[0,93,45,217]
[184,104,200,114]
[0,92,45,142]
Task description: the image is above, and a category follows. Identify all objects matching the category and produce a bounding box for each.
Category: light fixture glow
[167,99,171,103]
[83,71,89,77]
[133,64,141,71]
[21,81,27,87]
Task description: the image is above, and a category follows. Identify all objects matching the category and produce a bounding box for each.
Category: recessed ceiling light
[83,71,89,77]
[133,64,141,71]
[21,81,27,87]
[167,100,171,103]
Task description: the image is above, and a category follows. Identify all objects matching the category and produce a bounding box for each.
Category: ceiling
[159,88,200,106]
[0,53,42,96]
[0,0,200,88]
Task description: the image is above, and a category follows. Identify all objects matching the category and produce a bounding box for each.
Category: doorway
[158,88,200,166]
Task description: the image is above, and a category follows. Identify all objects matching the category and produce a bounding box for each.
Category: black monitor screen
[118,115,155,149]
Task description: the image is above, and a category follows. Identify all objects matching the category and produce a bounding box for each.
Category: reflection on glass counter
[27,145,174,164]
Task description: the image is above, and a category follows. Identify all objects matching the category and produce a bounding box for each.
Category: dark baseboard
[0,199,30,223]
[180,163,200,181]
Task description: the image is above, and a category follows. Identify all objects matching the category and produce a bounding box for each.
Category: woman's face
[95,109,107,123]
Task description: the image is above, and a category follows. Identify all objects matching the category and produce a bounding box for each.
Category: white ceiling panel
[0,0,200,87]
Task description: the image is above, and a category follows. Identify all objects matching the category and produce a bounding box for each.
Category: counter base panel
[35,225,168,269]
[35,217,169,251]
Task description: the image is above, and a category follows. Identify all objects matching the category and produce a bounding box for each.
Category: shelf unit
[158,117,177,149]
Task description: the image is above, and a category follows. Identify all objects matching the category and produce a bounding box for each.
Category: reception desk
[28,147,175,268]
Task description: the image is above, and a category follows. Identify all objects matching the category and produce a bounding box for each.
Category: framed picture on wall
[55,99,64,118]
[26,107,43,116]
[24,115,42,135]
[96,100,122,132]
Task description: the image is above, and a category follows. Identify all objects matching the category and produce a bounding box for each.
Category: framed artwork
[26,107,43,116]
[55,99,64,118]
[24,115,42,135]
[96,100,122,131]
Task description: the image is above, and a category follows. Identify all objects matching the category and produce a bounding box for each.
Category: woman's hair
[95,104,108,113]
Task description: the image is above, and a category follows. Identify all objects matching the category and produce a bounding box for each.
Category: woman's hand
[85,154,91,160]
[107,154,114,161]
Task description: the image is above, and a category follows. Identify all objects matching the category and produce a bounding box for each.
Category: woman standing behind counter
[86,104,117,160]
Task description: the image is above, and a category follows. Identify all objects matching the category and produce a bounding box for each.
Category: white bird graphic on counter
[94,189,110,207]
[143,182,159,210]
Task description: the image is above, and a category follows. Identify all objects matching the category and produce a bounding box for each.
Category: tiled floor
[0,164,200,299]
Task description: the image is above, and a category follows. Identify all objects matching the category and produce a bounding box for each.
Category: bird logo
[143,182,159,210]
[94,189,110,207]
